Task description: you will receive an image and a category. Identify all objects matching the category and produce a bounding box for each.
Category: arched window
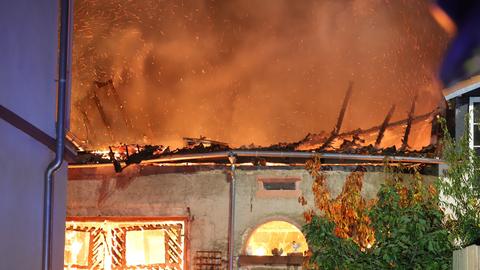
[245,221,308,256]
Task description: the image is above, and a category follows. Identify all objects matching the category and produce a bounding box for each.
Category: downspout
[227,153,237,270]
[42,0,71,269]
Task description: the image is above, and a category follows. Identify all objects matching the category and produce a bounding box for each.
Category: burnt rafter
[91,87,114,139]
[333,81,353,135]
[320,81,353,149]
[106,144,164,173]
[183,136,229,148]
[338,109,437,139]
[109,146,122,173]
[400,94,417,151]
[76,102,92,145]
[375,105,396,147]
[94,79,132,129]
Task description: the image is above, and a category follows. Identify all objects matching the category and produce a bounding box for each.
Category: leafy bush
[367,179,452,269]
[439,117,480,248]
[303,161,452,269]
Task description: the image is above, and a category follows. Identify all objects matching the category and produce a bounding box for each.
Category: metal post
[227,153,237,270]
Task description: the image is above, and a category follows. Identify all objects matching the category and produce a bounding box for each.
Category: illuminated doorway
[245,220,308,256]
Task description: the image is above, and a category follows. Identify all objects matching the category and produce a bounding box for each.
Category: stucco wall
[0,1,67,269]
[67,166,434,269]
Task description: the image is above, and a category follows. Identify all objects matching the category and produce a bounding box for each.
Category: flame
[430,4,456,36]
[253,246,267,256]
[70,0,448,150]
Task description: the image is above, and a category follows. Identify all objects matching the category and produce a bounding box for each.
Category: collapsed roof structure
[70,85,443,173]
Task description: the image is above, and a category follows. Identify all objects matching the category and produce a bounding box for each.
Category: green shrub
[439,117,480,248]
[303,169,452,269]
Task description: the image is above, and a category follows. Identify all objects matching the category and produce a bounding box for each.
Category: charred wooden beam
[90,89,114,141]
[320,82,353,149]
[333,81,353,135]
[375,105,396,147]
[76,103,92,146]
[183,136,229,148]
[94,79,132,129]
[400,94,417,151]
[430,114,441,148]
[0,104,77,162]
[91,90,110,129]
[338,108,439,138]
[108,146,122,173]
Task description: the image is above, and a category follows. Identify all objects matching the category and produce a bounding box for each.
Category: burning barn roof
[69,0,449,152]
[70,91,442,169]
[70,78,443,170]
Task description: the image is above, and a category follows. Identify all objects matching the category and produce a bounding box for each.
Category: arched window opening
[245,221,308,256]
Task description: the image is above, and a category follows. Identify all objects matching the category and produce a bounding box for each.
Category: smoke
[70,0,449,149]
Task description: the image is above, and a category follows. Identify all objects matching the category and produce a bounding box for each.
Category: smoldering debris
[72,108,442,168]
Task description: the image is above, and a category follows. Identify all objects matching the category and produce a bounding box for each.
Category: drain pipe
[42,0,71,269]
[227,153,237,270]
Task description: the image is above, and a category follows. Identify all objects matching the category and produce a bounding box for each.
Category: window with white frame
[469,97,480,155]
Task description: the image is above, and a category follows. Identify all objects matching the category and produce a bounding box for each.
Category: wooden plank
[400,94,417,151]
[320,82,353,149]
[0,104,77,161]
[67,216,188,223]
[453,245,480,270]
[237,255,305,266]
[375,105,396,147]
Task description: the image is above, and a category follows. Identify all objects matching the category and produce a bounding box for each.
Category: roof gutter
[140,150,443,165]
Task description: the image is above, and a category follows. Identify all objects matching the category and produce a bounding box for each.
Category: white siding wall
[0,1,68,269]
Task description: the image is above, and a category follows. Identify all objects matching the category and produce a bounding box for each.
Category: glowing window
[64,230,90,268]
[126,229,166,266]
[64,219,186,270]
[245,221,308,256]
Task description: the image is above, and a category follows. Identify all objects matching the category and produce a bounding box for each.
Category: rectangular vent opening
[262,182,296,190]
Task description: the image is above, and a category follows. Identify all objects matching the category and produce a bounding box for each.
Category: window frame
[64,217,187,270]
[239,220,308,267]
[469,97,480,151]
[256,177,301,198]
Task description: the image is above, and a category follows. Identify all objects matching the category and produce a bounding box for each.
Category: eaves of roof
[443,75,480,100]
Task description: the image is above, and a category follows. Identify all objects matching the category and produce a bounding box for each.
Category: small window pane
[64,230,90,267]
[126,229,166,266]
[474,125,480,146]
[475,147,480,156]
[474,103,480,123]
[263,182,296,190]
